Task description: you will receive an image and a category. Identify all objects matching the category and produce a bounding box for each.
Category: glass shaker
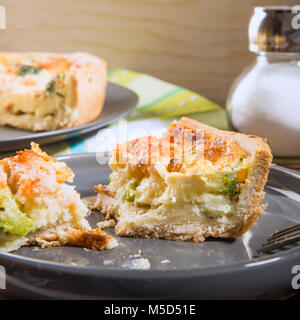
[227,6,300,157]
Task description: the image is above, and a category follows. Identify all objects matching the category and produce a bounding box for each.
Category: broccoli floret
[0,189,34,236]
[222,174,238,200]
[122,181,138,202]
[16,64,42,76]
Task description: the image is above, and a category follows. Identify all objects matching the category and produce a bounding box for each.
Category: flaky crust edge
[24,227,117,250]
[69,52,107,126]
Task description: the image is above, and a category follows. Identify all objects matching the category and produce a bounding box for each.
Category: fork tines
[258,224,300,254]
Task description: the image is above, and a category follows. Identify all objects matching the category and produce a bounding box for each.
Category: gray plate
[0,83,138,152]
[0,154,300,299]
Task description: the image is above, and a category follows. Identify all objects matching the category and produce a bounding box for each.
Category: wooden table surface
[0,0,297,107]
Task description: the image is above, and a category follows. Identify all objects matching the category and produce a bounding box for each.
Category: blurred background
[0,0,296,106]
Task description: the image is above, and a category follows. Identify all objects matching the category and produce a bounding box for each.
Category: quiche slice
[94,117,273,242]
[0,52,106,131]
[0,143,117,252]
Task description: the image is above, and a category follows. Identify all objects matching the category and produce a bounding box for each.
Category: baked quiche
[0,52,106,131]
[0,143,117,252]
[94,117,272,242]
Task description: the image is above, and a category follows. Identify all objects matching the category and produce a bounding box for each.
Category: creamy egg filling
[109,158,250,225]
[0,63,77,129]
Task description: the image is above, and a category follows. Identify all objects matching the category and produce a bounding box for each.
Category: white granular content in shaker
[230,60,300,156]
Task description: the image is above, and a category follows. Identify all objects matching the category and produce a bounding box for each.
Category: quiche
[94,117,273,242]
[0,52,106,131]
[0,143,117,252]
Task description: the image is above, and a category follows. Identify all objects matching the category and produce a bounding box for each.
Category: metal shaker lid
[249,6,300,53]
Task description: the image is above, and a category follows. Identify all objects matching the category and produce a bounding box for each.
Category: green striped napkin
[109,69,221,119]
[5,69,229,156]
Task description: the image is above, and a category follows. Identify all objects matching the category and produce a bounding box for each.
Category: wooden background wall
[0,0,296,106]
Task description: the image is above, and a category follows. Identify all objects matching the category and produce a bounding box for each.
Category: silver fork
[257,224,300,254]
